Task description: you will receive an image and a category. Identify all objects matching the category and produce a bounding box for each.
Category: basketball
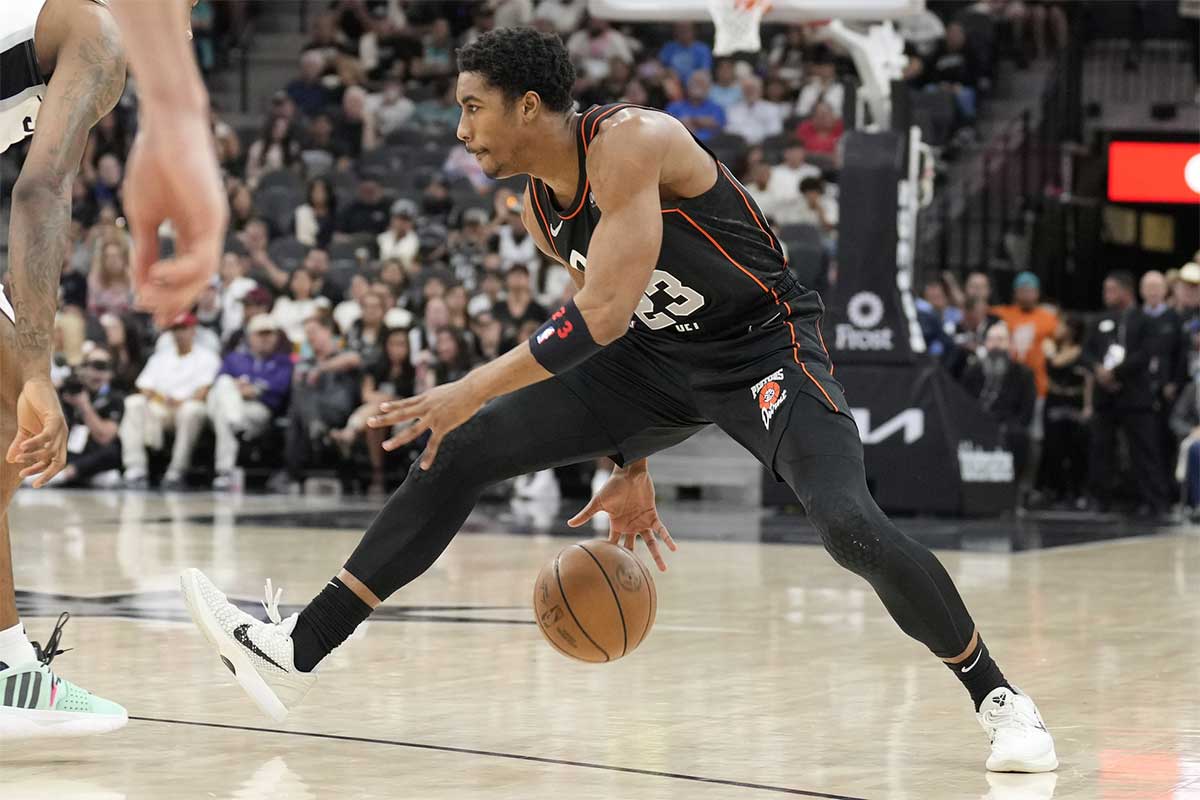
[533,541,656,663]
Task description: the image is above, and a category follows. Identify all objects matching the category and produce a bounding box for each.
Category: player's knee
[806,489,886,577]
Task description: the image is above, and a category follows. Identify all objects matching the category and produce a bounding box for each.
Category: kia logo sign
[1108,141,1200,204]
[852,408,925,444]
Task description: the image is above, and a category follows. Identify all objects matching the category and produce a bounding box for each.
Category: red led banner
[1108,141,1200,204]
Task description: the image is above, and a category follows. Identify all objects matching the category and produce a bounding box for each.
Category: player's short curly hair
[457,28,576,113]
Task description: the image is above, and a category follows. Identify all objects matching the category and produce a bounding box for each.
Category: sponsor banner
[763,362,1016,515]
[824,131,920,364]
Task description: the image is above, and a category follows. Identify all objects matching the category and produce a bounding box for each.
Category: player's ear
[520,91,541,122]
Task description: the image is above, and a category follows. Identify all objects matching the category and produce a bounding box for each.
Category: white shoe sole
[987,750,1059,773]
[180,568,289,723]
[0,706,127,739]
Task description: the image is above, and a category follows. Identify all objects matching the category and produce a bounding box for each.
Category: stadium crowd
[23,0,1173,512]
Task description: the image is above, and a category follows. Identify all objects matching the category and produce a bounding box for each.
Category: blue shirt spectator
[665,71,726,142]
[659,22,712,83]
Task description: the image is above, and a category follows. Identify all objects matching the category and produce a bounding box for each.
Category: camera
[60,371,85,398]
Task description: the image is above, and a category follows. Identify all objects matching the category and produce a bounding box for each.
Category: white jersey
[0,0,50,155]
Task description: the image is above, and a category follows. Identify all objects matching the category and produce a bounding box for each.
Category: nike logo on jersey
[550,219,564,237]
[233,624,287,671]
[960,649,984,673]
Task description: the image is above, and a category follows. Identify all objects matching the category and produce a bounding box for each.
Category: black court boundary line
[131,716,870,800]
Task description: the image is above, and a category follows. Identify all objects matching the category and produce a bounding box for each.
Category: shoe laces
[262,579,284,625]
[983,694,1042,732]
[31,612,73,667]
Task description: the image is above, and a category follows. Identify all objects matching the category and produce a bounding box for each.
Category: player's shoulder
[587,105,688,161]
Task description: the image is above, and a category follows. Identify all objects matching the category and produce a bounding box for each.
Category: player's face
[456,72,524,179]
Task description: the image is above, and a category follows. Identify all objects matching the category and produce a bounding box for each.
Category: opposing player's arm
[521,185,585,291]
[8,8,125,380]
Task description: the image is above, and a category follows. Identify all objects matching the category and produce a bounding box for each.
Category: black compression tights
[774,444,976,660]
[344,378,617,599]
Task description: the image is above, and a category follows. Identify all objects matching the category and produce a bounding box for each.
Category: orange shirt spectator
[991,272,1059,397]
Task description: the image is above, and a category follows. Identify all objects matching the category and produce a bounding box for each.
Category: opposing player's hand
[568,466,676,571]
[367,378,485,470]
[5,378,68,488]
[124,114,228,328]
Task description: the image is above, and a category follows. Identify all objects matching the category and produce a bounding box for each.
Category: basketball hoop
[709,0,771,57]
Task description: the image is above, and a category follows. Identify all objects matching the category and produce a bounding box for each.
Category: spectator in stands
[283,313,363,491]
[1141,269,1183,494]
[794,101,844,158]
[725,75,786,146]
[414,18,456,79]
[334,272,371,334]
[992,272,1058,400]
[273,268,325,345]
[87,238,135,318]
[1175,262,1200,385]
[917,275,961,357]
[336,85,378,157]
[303,247,344,305]
[965,270,994,306]
[295,177,337,249]
[336,176,391,237]
[708,58,743,111]
[228,183,259,233]
[796,176,838,240]
[412,79,461,131]
[368,78,415,136]
[430,328,474,387]
[946,296,993,378]
[579,55,635,107]
[1038,315,1091,508]
[744,161,782,221]
[666,71,726,143]
[1085,271,1171,516]
[99,313,145,393]
[119,314,221,491]
[91,154,124,214]
[765,141,819,211]
[411,295,450,365]
[897,7,947,59]
[535,0,586,35]
[191,0,216,71]
[1171,367,1200,520]
[217,251,257,342]
[921,21,980,125]
[346,288,389,368]
[378,258,410,304]
[207,314,293,491]
[567,15,634,81]
[288,51,335,118]
[377,199,419,267]
[332,326,417,494]
[494,264,547,343]
[303,11,352,68]
[495,209,539,274]
[52,345,125,488]
[795,50,845,118]
[659,22,712,83]
[1027,1,1068,61]
[469,270,504,319]
[304,112,354,164]
[240,219,291,293]
[961,321,1037,480]
[766,24,809,86]
[472,311,505,361]
[245,115,301,189]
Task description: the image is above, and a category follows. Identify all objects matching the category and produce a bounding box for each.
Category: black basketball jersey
[525,103,828,369]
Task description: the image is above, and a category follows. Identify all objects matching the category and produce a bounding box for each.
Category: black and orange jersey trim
[525,103,828,370]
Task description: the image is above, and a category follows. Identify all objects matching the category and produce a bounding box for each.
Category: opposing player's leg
[0,315,126,738]
[182,343,703,720]
[700,355,1056,772]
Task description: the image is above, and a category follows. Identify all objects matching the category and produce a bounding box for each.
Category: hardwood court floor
[3,489,1199,800]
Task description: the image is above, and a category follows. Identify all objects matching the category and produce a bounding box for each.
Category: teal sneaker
[0,614,127,739]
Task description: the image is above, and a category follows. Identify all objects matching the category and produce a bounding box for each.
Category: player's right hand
[5,378,68,488]
[568,466,677,571]
[124,113,228,328]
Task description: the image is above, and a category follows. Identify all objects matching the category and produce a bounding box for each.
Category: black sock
[947,636,1012,711]
[291,577,373,673]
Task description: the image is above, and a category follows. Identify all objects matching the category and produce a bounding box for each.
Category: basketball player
[1,0,224,737]
[182,28,1057,773]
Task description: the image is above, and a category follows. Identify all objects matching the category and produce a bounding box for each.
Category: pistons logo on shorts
[751,369,789,430]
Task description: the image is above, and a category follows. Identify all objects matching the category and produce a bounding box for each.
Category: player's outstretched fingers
[656,523,678,553]
[567,496,602,528]
[418,432,443,470]
[621,533,636,552]
[382,422,427,452]
[642,531,668,572]
[31,456,65,488]
[18,459,50,481]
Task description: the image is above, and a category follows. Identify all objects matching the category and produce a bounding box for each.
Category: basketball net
[709,0,771,56]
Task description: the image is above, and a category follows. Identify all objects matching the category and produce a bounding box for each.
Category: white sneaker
[179,569,316,722]
[977,687,1058,773]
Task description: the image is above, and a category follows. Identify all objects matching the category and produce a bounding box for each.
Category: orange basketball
[533,540,656,663]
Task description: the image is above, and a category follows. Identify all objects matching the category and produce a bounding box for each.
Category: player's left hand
[568,466,677,571]
[124,114,228,328]
[367,378,485,470]
[5,378,68,488]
